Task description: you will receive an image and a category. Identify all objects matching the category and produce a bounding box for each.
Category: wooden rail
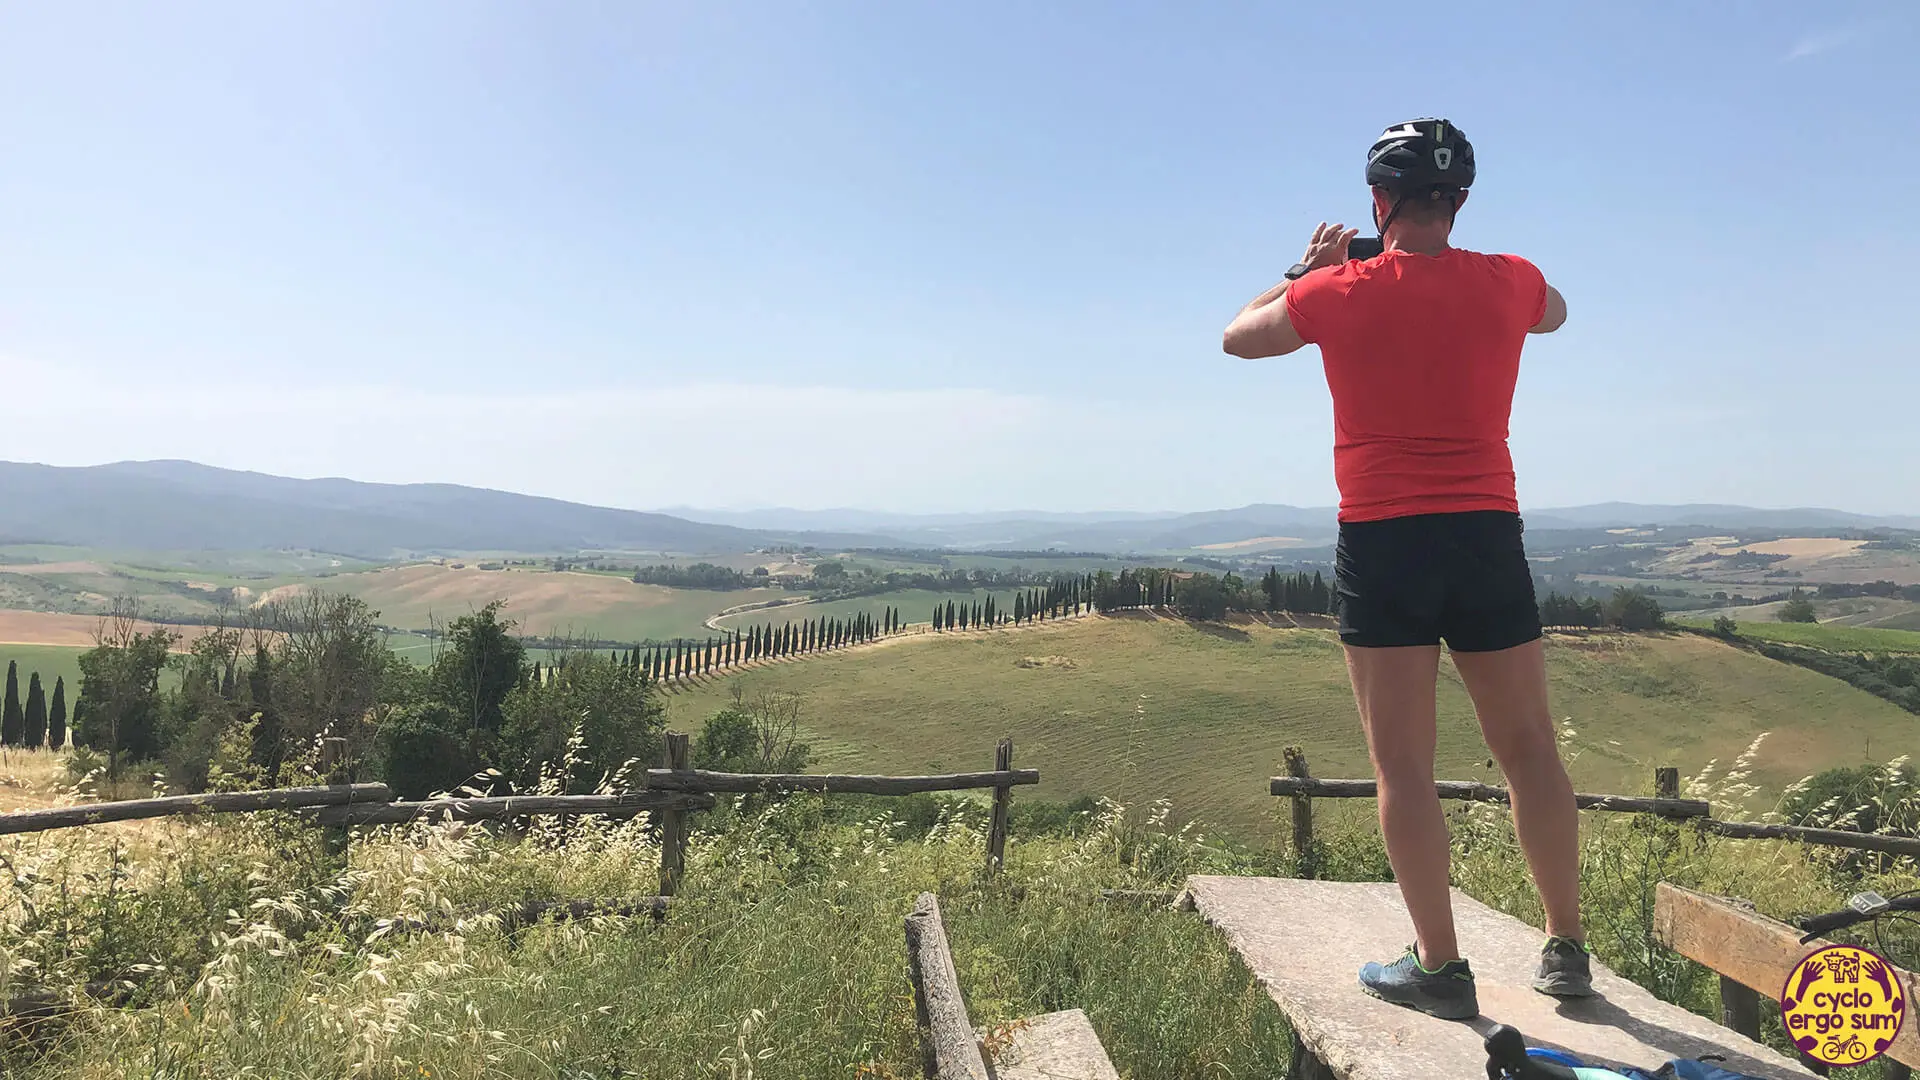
[0,783,392,835]
[1271,752,1920,861]
[905,892,991,1080]
[310,791,715,826]
[1268,775,1712,819]
[643,767,1038,795]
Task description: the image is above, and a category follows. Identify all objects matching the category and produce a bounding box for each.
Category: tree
[1604,587,1665,632]
[812,561,848,584]
[1,661,19,746]
[498,650,666,793]
[74,603,177,775]
[1176,573,1233,621]
[428,601,526,745]
[1712,615,1738,638]
[1777,590,1818,624]
[946,600,957,628]
[48,676,66,750]
[23,672,45,749]
[693,685,812,774]
[264,591,402,776]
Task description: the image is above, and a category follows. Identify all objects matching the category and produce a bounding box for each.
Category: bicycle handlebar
[1797,895,1920,944]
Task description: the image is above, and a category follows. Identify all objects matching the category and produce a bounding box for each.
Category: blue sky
[1,1,1914,514]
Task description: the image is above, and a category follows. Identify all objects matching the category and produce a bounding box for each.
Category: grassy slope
[664,615,1920,839]
[1670,617,1920,654]
[713,588,1022,631]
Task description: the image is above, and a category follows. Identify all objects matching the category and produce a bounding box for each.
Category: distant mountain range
[0,461,889,557]
[0,461,1913,558]
[673,502,1920,550]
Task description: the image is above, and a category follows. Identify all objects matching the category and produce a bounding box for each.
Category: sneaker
[1359,946,1479,1020]
[1534,936,1595,997]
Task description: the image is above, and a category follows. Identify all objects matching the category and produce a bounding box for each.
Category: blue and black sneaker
[1534,936,1595,997]
[1359,946,1479,1020]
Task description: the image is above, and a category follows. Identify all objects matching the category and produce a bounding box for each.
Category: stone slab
[1184,875,1820,1080]
[978,1008,1121,1080]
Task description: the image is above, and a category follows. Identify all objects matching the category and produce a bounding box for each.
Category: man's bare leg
[1345,644,1458,966]
[1452,639,1583,941]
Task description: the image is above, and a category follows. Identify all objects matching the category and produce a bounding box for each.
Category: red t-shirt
[1283,248,1548,523]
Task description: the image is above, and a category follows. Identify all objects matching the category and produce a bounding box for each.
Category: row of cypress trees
[0,661,70,749]
[934,576,1095,631]
[572,607,909,684]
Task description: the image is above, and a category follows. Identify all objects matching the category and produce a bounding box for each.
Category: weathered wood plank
[977,1008,1119,1080]
[986,738,1014,871]
[1267,777,1711,819]
[1653,883,1917,1068]
[658,733,692,897]
[645,767,1039,794]
[1699,819,1920,858]
[0,783,391,835]
[1284,747,1318,879]
[376,896,671,936]
[1187,875,1819,1080]
[1720,975,1762,1040]
[311,791,714,826]
[904,892,990,1080]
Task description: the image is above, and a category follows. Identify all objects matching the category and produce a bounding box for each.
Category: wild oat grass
[2,735,1914,1078]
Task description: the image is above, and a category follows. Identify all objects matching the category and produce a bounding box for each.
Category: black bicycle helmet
[1366,117,1475,193]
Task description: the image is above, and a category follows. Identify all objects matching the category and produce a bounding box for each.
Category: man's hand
[1222,221,1355,359]
[1303,222,1359,271]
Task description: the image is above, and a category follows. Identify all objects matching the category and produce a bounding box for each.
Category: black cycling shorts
[1333,510,1543,652]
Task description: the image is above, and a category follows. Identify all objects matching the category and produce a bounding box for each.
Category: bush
[380,701,479,799]
[1712,615,1738,638]
[1777,590,1818,623]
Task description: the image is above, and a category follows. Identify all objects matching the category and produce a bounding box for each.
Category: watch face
[1286,263,1311,280]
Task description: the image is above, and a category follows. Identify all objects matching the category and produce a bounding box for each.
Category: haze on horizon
[2,3,1914,517]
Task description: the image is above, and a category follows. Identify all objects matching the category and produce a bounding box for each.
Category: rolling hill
[0,461,887,557]
[661,616,1919,838]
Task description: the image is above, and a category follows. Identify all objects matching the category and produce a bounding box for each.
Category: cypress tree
[1,662,19,746]
[49,676,67,750]
[933,605,943,631]
[23,673,45,749]
[946,599,957,628]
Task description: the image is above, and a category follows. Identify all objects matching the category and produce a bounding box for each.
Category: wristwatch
[1284,262,1313,281]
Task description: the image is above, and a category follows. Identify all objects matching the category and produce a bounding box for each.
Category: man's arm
[1529,284,1568,334]
[1223,279,1307,358]
[1223,221,1356,359]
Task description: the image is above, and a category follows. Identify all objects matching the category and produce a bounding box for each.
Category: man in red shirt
[1222,119,1584,1020]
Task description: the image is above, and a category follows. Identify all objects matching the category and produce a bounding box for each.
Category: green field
[711,588,1026,631]
[1673,617,1920,654]
[663,616,1919,839]
[0,644,86,703]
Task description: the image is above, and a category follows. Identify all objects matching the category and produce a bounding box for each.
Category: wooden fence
[0,736,1038,896]
[1272,748,1920,873]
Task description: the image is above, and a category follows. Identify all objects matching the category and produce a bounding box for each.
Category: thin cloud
[1786,22,1869,60]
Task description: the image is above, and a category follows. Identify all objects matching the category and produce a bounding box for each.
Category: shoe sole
[1534,974,1597,998]
[1360,982,1480,1020]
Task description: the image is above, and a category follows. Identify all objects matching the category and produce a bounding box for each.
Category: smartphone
[1348,236,1384,260]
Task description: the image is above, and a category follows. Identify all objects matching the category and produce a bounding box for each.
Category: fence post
[1284,747,1316,879]
[320,737,351,855]
[658,732,691,896]
[1717,975,1761,1040]
[1655,767,1679,801]
[986,738,1013,872]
